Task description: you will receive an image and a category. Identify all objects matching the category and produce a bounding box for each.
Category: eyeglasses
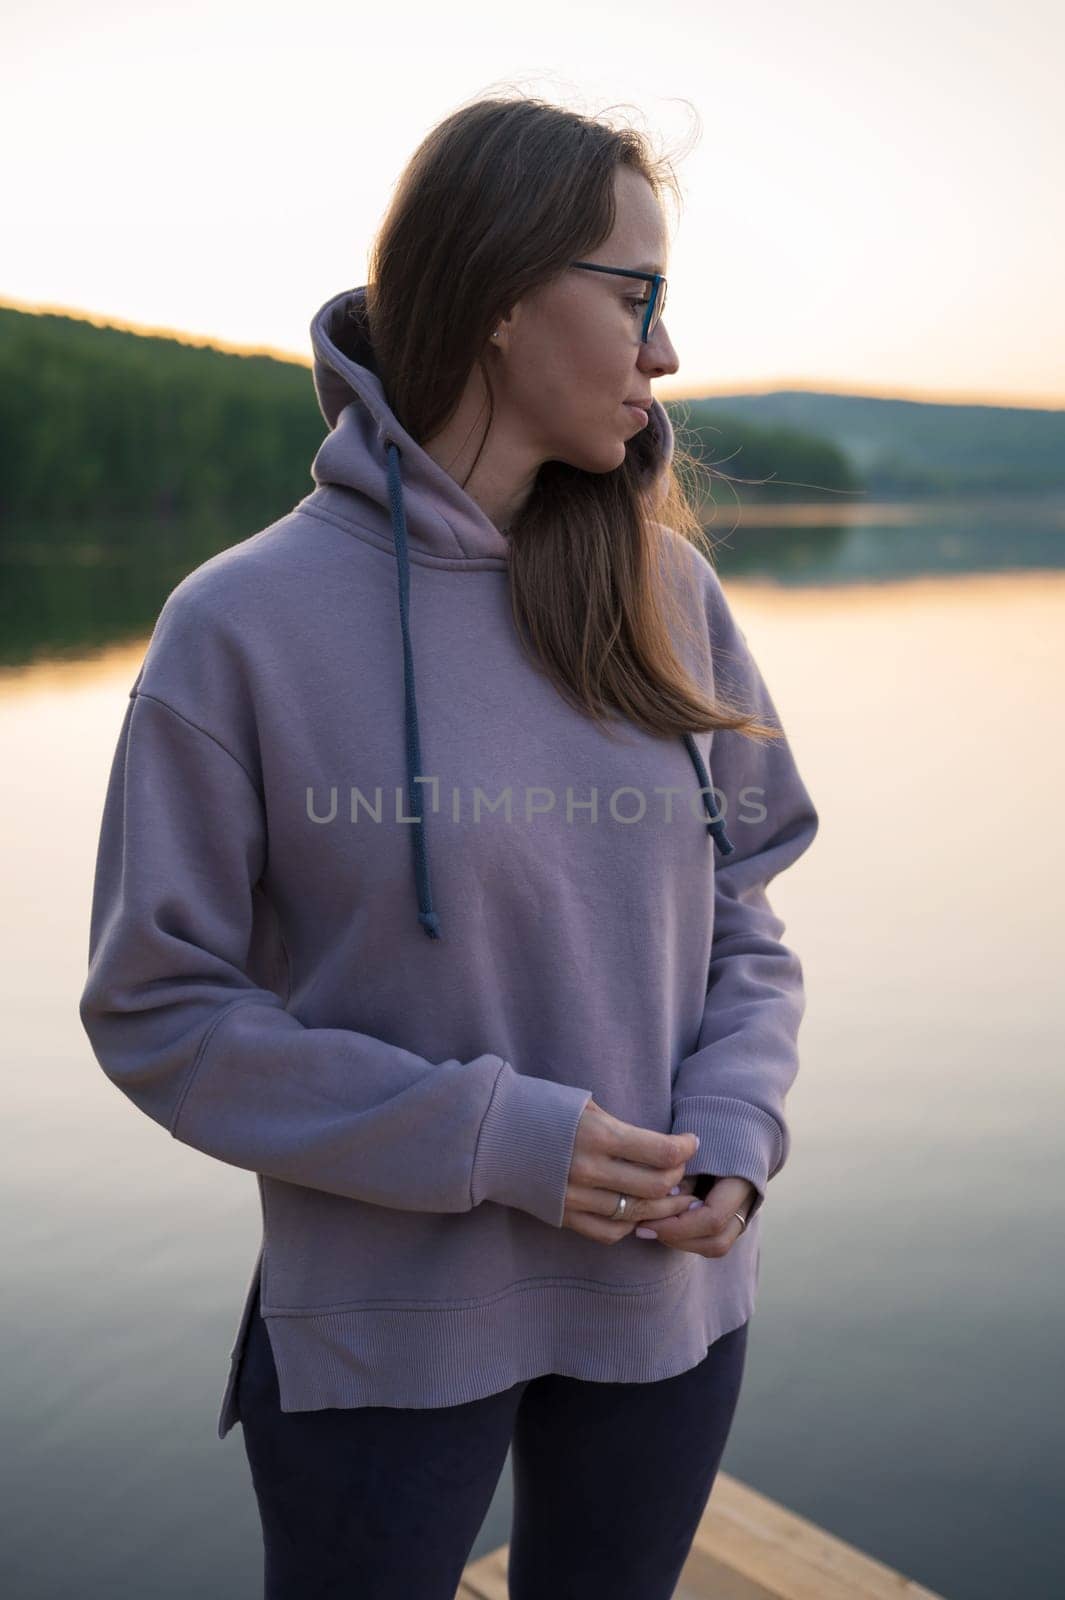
[569,260,668,343]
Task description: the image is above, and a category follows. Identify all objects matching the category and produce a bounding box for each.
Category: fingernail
[669,1185,681,1196]
[687,1199,703,1210]
[635,1227,658,1239]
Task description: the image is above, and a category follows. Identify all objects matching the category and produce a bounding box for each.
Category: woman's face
[498,164,680,474]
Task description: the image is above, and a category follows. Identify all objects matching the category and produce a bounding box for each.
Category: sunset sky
[4,0,1062,407]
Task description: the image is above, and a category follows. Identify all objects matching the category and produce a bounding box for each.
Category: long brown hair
[365,93,780,746]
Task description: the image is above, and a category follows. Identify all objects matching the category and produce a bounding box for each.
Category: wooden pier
[458,1469,948,1599]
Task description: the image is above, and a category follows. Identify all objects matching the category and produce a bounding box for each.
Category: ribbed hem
[472,1064,594,1228]
[217,1239,759,1437]
[670,1094,784,1222]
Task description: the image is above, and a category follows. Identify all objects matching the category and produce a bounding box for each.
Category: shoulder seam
[132,690,260,795]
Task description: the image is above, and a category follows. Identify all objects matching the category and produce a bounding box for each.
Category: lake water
[2,499,1062,1600]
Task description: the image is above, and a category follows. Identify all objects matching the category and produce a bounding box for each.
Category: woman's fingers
[570,1102,698,1202]
[588,1156,694,1200]
[566,1177,697,1222]
[642,1200,746,1256]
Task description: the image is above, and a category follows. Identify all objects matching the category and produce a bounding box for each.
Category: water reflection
[703,492,1065,583]
[3,509,1063,1600]
[2,494,1064,668]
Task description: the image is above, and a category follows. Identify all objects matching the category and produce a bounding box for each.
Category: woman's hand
[633,1175,756,1259]
[560,1098,704,1243]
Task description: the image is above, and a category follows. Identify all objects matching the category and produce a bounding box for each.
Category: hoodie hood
[304,285,733,939]
[308,284,676,564]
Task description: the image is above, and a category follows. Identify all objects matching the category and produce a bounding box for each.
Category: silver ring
[611,1196,748,1228]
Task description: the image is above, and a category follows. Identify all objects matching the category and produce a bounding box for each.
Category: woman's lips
[624,403,649,427]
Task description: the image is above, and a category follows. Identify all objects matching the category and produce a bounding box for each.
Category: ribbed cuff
[670,1094,785,1223]
[472,1062,593,1228]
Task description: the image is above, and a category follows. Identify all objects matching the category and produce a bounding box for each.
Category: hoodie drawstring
[384,439,734,942]
[385,440,442,940]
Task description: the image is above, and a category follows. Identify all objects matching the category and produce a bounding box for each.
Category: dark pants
[236,1277,749,1600]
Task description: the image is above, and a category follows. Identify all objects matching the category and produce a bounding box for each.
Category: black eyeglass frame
[568,260,668,342]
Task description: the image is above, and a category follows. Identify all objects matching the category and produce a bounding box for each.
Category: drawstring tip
[707,816,735,855]
[418,910,442,939]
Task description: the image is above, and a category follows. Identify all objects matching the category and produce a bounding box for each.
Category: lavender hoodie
[79,285,819,1441]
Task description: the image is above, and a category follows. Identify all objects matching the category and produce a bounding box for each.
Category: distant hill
[0,305,321,529]
[3,306,1063,541]
[664,397,860,501]
[671,390,1065,497]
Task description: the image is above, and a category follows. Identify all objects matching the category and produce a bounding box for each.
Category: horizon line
[5,293,1063,413]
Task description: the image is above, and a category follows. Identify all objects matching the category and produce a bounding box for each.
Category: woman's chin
[558,438,629,475]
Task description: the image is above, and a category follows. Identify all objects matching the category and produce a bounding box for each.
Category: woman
[80,95,819,1600]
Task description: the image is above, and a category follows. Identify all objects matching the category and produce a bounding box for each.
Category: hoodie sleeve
[671,566,819,1222]
[78,685,592,1230]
